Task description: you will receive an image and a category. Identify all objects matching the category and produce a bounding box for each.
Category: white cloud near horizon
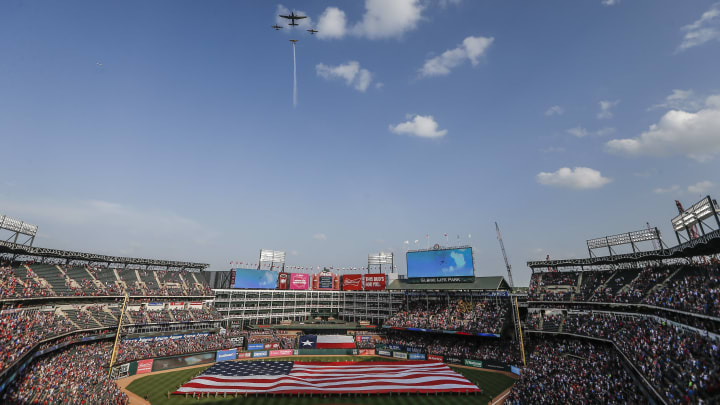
[567,126,615,137]
[545,105,565,116]
[420,36,494,77]
[316,61,373,92]
[597,100,620,119]
[654,180,714,195]
[390,114,447,138]
[602,0,620,6]
[649,89,703,111]
[678,2,720,51]
[313,233,328,241]
[537,167,612,189]
[606,95,720,162]
[315,0,423,40]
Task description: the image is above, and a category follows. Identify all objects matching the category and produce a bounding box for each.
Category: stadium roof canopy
[0,240,209,270]
[386,276,510,291]
[527,228,720,270]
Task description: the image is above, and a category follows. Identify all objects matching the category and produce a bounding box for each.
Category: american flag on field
[173,361,481,395]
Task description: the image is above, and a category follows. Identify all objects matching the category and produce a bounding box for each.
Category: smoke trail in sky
[292,42,297,108]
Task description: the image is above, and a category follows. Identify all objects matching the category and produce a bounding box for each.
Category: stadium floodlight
[586,227,663,257]
[368,252,393,273]
[671,196,720,232]
[258,249,286,271]
[0,214,38,248]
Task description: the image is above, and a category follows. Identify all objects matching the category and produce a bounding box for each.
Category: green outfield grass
[125,356,516,405]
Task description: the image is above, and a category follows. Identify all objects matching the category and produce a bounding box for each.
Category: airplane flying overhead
[307,29,318,35]
[279,11,307,27]
[272,25,283,30]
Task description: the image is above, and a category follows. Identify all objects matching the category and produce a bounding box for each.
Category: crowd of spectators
[506,339,647,404]
[382,331,521,364]
[0,261,213,299]
[0,264,51,299]
[560,312,720,404]
[529,261,720,318]
[247,331,296,349]
[115,333,236,364]
[384,298,508,334]
[0,310,75,372]
[2,341,128,405]
[643,263,720,317]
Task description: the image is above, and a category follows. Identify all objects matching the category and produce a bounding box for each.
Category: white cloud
[654,185,681,194]
[420,36,494,77]
[315,0,423,40]
[567,127,589,138]
[602,0,620,5]
[597,100,620,119]
[316,61,373,92]
[606,95,720,162]
[566,126,614,138]
[313,233,327,240]
[390,114,447,138]
[540,146,566,153]
[649,89,702,111]
[653,181,714,195]
[537,167,612,189]
[545,105,565,116]
[688,180,714,194]
[275,4,313,30]
[678,3,720,51]
[352,0,424,39]
[317,7,347,39]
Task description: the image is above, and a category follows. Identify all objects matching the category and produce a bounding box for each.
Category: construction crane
[495,222,515,288]
[675,200,700,239]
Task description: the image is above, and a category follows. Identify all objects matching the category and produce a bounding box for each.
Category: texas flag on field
[298,335,355,349]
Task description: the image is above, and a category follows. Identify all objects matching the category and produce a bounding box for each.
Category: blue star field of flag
[201,361,293,377]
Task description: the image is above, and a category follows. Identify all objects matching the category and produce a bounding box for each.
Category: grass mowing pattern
[125,356,516,404]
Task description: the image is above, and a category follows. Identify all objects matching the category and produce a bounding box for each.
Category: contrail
[292,41,297,108]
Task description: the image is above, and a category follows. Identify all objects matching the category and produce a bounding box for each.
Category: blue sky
[1,0,720,286]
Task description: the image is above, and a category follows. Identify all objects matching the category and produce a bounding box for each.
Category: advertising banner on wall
[216,349,237,362]
[290,273,309,290]
[463,359,483,368]
[359,349,375,356]
[136,359,153,374]
[377,349,391,357]
[269,349,294,357]
[393,351,408,359]
[428,355,444,362]
[363,274,386,290]
[408,353,426,360]
[252,351,268,358]
[277,272,290,290]
[341,274,363,291]
[151,353,215,372]
[237,352,252,359]
[247,344,265,351]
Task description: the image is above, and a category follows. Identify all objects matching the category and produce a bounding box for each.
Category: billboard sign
[290,273,309,290]
[216,349,237,362]
[269,349,294,357]
[393,351,408,359]
[247,343,265,351]
[277,272,290,290]
[359,349,375,356]
[406,247,474,280]
[252,351,268,358]
[342,274,362,291]
[408,353,426,360]
[232,268,279,289]
[464,359,483,368]
[136,359,153,374]
[428,355,443,362]
[377,349,391,356]
[363,274,386,290]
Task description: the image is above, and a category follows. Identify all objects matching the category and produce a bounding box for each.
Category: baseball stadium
[2,1,720,404]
